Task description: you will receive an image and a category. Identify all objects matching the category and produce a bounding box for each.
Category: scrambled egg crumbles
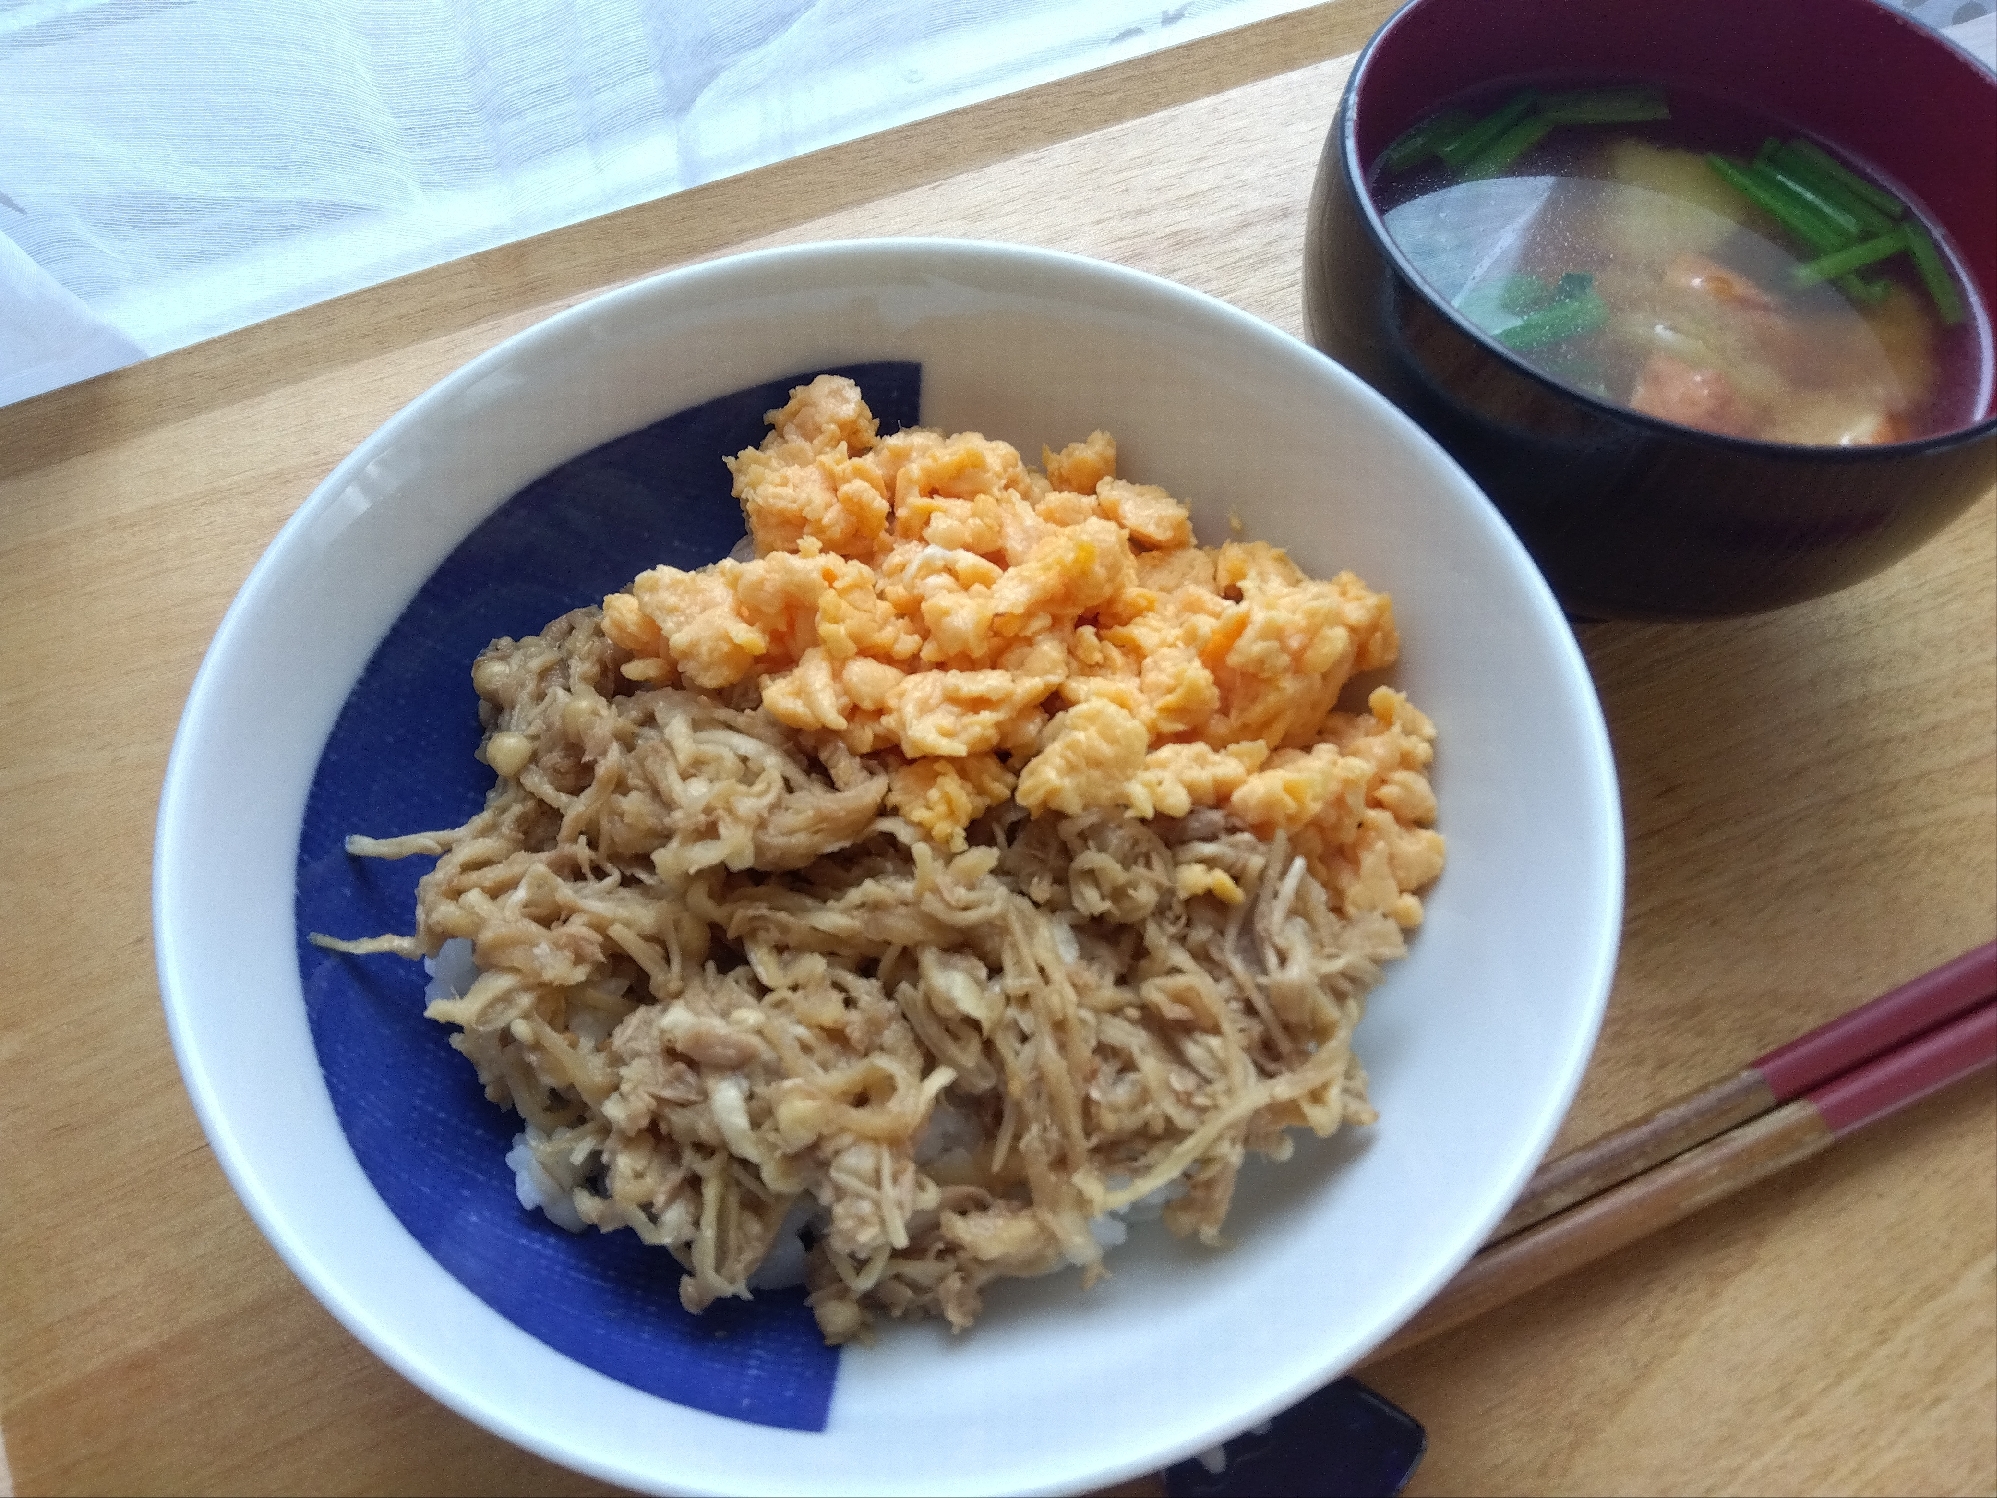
[316,375,1444,1343]
[603,374,1443,924]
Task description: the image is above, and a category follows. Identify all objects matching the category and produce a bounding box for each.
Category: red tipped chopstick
[1364,943,1996,1365]
[1490,940,1997,1239]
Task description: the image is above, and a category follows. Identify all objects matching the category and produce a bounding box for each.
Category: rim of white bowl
[154,236,1624,1497]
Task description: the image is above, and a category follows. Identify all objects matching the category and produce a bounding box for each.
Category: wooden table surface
[3,3,1992,1493]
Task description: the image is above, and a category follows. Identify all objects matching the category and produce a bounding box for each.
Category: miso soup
[1370,83,1991,445]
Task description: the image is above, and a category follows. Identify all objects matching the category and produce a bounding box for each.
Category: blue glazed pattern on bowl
[291,363,923,1432]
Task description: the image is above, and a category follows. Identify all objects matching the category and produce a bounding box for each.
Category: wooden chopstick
[1362,984,1996,1367]
[1489,940,1997,1240]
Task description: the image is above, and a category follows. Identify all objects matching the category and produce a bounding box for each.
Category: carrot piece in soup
[1629,354,1758,437]
[1662,252,1778,311]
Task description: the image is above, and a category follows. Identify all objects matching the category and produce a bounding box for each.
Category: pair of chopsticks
[1366,940,1997,1363]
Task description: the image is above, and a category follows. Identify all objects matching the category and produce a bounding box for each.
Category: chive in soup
[1371,84,1989,446]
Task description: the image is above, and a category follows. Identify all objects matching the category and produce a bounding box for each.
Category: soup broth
[1370,83,1991,445]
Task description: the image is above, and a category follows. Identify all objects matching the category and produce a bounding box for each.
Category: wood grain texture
[1370,1078,1997,1498]
[1489,1069,1777,1242]
[1371,1099,1839,1363]
[2,3,1992,1492]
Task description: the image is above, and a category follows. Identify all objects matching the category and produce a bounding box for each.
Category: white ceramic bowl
[154,239,1623,1497]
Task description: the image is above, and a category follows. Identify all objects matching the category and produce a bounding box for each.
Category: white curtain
[0,0,1323,404]
[1,0,1990,407]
